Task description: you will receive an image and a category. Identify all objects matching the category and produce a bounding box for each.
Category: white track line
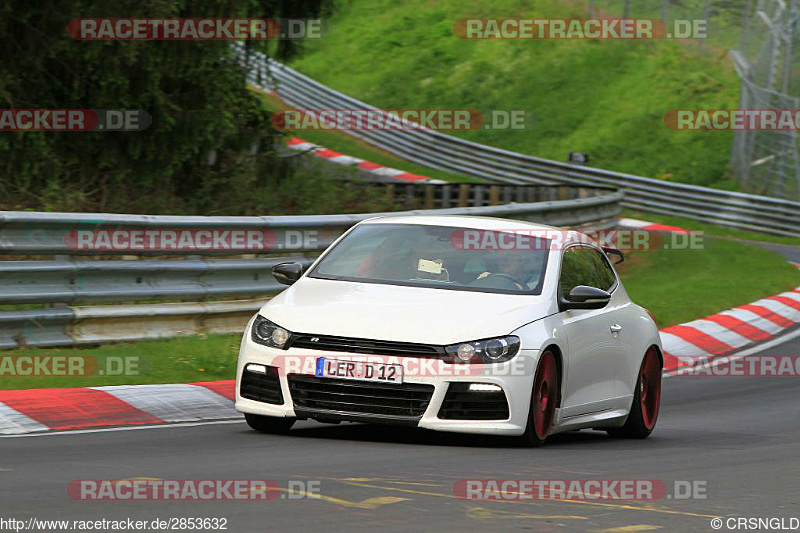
[617,218,651,228]
[717,308,785,335]
[0,404,50,435]
[659,331,711,358]
[750,299,799,321]
[0,418,244,438]
[677,319,752,348]
[93,384,234,423]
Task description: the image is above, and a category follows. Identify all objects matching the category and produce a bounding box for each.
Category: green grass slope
[289,0,741,189]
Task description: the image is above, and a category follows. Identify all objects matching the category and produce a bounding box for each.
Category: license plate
[315,357,403,384]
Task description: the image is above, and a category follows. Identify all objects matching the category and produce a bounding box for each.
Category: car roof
[359,214,568,233]
[358,215,594,247]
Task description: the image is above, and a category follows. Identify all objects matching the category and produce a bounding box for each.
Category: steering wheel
[472,273,523,290]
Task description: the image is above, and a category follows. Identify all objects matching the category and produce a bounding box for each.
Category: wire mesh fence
[733,0,800,200]
[580,0,800,200]
[584,0,743,51]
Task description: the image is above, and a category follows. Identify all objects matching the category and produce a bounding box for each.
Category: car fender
[511,313,569,409]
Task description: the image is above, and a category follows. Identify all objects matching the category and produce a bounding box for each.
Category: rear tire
[521,350,559,447]
[607,347,661,439]
[244,413,295,434]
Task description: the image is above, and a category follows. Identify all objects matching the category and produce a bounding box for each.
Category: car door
[558,245,628,417]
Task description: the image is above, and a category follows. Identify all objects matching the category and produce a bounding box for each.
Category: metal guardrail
[0,183,614,256]
[237,45,800,238]
[0,183,622,348]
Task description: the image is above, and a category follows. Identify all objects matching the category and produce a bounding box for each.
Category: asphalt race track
[2,323,799,533]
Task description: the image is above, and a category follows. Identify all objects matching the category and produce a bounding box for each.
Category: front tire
[244,413,295,434]
[607,346,661,439]
[521,350,559,447]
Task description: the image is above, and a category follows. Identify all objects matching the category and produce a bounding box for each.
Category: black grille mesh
[438,383,509,420]
[240,366,283,405]
[288,375,434,419]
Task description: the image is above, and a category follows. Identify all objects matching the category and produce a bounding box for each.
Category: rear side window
[559,246,617,299]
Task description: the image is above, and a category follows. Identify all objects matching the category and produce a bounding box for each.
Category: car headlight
[445,336,520,364]
[251,315,292,349]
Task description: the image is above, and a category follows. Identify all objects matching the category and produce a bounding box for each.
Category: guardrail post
[458,184,470,207]
[404,184,416,209]
[502,186,513,205]
[489,186,500,206]
[559,186,571,201]
[441,184,452,208]
[424,185,435,209]
[472,185,484,207]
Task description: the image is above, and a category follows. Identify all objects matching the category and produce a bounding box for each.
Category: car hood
[260,277,554,345]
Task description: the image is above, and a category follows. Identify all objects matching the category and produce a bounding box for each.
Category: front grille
[240,366,283,404]
[438,383,510,420]
[288,375,434,420]
[289,333,444,358]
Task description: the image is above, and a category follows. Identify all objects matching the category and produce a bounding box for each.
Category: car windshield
[308,223,550,294]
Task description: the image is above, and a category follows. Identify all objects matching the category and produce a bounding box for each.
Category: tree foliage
[0,0,333,213]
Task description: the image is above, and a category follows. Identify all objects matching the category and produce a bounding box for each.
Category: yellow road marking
[386,481,445,487]
[108,477,163,484]
[334,479,719,520]
[468,506,587,521]
[250,485,410,509]
[339,477,443,487]
[591,526,663,532]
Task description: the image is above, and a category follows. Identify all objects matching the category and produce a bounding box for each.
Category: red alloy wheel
[533,351,558,440]
[639,347,661,431]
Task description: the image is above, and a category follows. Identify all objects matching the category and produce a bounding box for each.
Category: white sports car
[235,216,663,446]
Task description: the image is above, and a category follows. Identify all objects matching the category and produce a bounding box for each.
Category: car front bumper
[234,330,540,436]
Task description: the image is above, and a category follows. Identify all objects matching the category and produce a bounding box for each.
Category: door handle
[610,324,622,333]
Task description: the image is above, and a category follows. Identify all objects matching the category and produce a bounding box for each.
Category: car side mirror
[603,247,624,264]
[559,285,612,311]
[272,262,304,285]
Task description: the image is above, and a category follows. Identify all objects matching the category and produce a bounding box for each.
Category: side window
[592,250,617,291]
[559,246,617,299]
[559,247,596,298]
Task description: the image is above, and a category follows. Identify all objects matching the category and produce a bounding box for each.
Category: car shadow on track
[239,422,645,448]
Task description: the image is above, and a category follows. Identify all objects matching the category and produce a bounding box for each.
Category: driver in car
[477,252,538,290]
